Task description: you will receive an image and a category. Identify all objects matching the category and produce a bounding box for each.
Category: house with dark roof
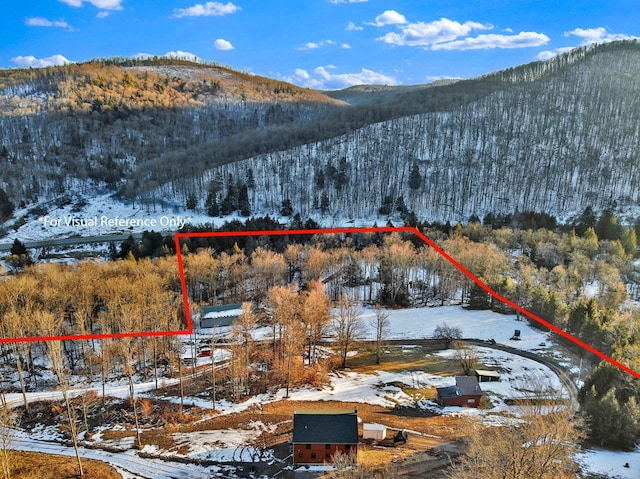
[436,376,483,407]
[291,409,359,464]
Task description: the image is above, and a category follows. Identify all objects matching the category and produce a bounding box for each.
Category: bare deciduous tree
[333,296,364,368]
[453,341,479,376]
[433,322,462,348]
[450,408,584,479]
[370,305,390,364]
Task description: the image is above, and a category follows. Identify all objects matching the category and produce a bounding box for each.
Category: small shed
[475,369,501,382]
[436,376,483,408]
[199,304,243,329]
[292,409,359,464]
[363,423,387,440]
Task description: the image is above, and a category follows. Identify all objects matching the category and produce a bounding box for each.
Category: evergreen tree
[320,192,330,213]
[10,239,28,256]
[107,242,118,261]
[238,184,251,216]
[595,209,622,241]
[245,168,255,189]
[0,188,13,221]
[378,195,393,215]
[206,193,220,217]
[280,198,293,216]
[335,157,348,191]
[186,193,197,210]
[576,206,596,236]
[408,163,421,190]
[394,195,407,214]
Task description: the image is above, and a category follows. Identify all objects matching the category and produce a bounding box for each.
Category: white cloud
[25,17,73,29]
[346,21,363,31]
[329,0,368,4]
[173,1,240,18]
[11,54,72,68]
[96,11,110,18]
[214,38,234,50]
[377,18,491,47]
[164,50,201,62]
[298,40,336,50]
[300,42,321,50]
[535,27,638,61]
[564,27,638,44]
[59,0,123,10]
[284,65,397,90]
[293,68,310,80]
[370,10,407,27]
[341,43,352,49]
[536,47,574,61]
[426,75,462,82]
[432,31,550,51]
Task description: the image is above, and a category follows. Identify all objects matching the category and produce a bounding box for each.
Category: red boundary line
[3,224,639,382]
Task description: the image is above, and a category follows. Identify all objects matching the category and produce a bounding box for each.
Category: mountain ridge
[1,41,640,232]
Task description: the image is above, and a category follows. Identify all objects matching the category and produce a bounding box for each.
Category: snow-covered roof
[363,423,386,431]
[475,369,501,378]
[203,308,243,319]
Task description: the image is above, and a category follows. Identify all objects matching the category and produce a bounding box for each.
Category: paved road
[466,338,580,410]
[0,232,176,252]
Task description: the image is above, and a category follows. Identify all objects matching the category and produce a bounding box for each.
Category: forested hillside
[0,57,344,212]
[161,41,640,223]
[1,41,640,226]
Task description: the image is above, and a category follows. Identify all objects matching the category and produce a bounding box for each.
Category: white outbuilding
[362,423,387,440]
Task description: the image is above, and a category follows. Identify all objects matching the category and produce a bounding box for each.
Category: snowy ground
[358,305,557,353]
[576,445,640,479]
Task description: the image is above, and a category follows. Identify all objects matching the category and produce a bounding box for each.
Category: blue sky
[2,1,639,90]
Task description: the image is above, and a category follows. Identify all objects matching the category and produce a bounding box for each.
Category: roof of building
[436,385,461,399]
[456,376,483,396]
[202,304,243,318]
[363,423,387,431]
[292,410,359,444]
[475,369,501,378]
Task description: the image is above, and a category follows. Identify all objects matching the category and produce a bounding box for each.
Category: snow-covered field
[358,305,556,353]
[576,445,640,479]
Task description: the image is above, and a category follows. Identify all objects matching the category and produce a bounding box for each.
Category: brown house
[436,376,483,407]
[292,410,359,464]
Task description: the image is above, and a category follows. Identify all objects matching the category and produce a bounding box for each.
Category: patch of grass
[399,385,438,403]
[101,428,136,441]
[8,450,121,479]
[346,346,459,375]
[140,427,177,451]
